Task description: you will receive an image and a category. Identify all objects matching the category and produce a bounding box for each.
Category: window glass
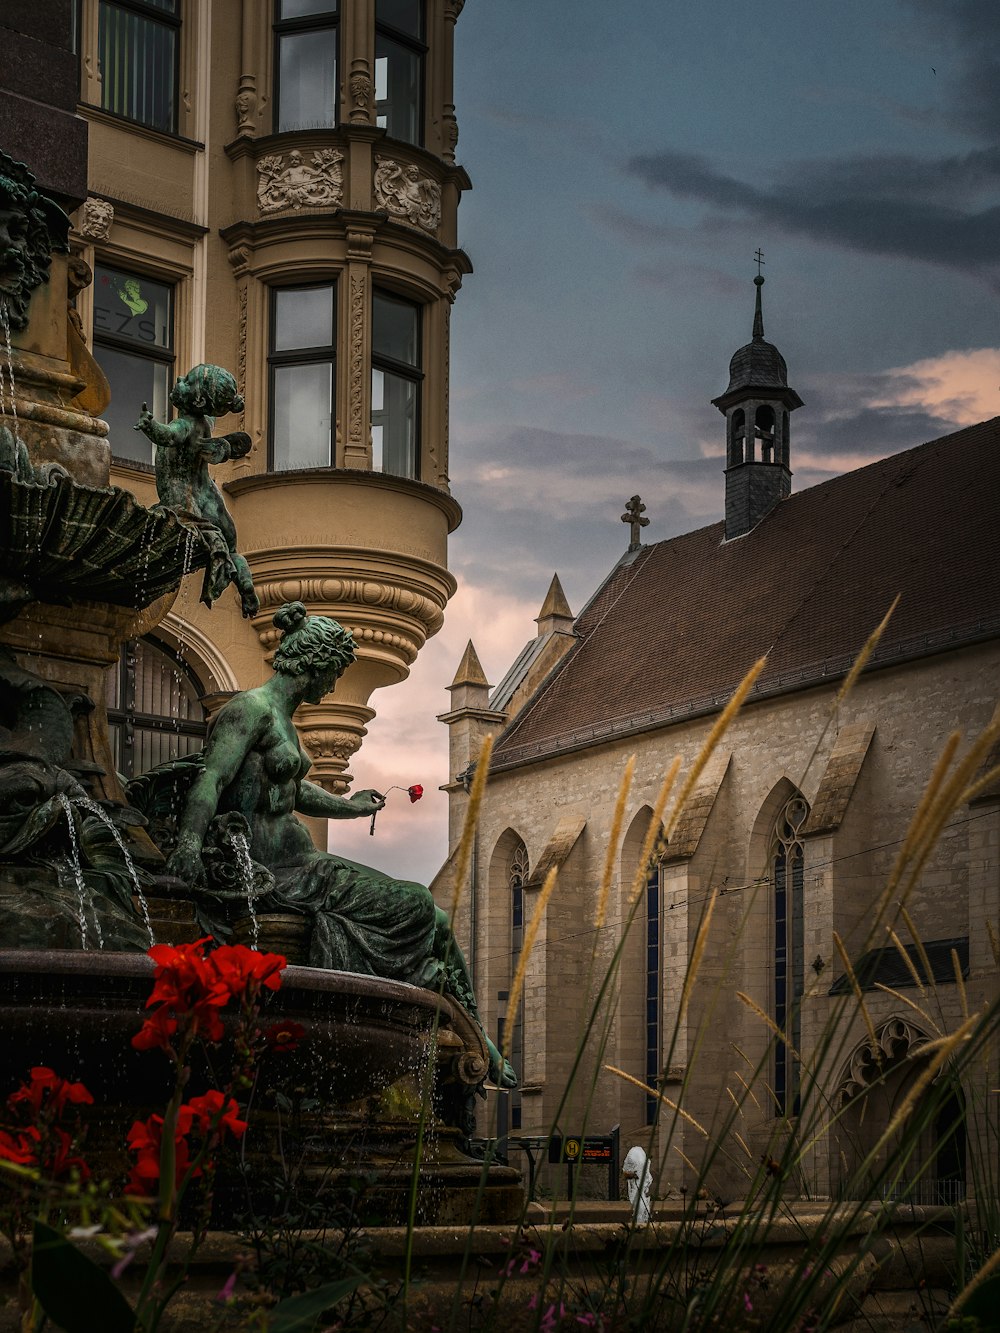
[275,2,338,134]
[371,289,421,479]
[371,369,417,477]
[377,0,422,37]
[269,283,336,471]
[272,364,333,470]
[273,286,334,352]
[93,264,174,466]
[373,292,418,367]
[279,0,336,16]
[375,35,421,144]
[98,0,178,133]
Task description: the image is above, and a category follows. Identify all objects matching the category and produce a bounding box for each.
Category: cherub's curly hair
[169,364,245,417]
[272,602,356,678]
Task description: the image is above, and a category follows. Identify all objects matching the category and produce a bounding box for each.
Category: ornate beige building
[66,0,470,799]
[440,281,1000,1201]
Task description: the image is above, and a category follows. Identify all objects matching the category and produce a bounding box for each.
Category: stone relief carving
[838,1017,930,1104]
[257,149,344,214]
[302,727,362,764]
[237,281,248,418]
[79,197,114,242]
[349,71,372,120]
[235,75,257,136]
[373,157,441,234]
[349,274,365,444]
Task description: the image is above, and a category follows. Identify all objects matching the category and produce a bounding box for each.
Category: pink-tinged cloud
[869,348,1000,425]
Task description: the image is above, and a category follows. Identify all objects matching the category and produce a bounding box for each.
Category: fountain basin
[0,949,453,1106]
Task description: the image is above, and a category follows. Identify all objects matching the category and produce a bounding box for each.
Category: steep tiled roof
[492,418,1000,770]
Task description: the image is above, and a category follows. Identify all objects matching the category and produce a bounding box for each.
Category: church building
[438,276,1000,1201]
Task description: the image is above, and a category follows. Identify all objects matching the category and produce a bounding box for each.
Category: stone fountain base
[0,950,524,1226]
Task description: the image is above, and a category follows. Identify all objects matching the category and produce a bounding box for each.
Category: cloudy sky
[333,0,1000,881]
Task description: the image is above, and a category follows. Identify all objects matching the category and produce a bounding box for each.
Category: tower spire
[753,275,765,340]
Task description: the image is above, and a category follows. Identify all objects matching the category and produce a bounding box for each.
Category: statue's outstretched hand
[349,788,385,817]
[134,403,155,436]
[165,838,206,886]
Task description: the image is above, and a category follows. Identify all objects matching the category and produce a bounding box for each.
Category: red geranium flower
[184,1091,247,1141]
[8,1067,94,1118]
[263,1020,306,1054]
[209,944,287,999]
[146,938,230,1014]
[131,1007,179,1053]
[408,785,423,802]
[124,1114,196,1196]
[0,1128,36,1166]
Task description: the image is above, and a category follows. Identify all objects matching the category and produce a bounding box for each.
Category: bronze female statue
[157,601,515,1089]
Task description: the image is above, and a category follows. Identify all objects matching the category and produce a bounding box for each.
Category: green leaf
[268,1275,367,1332]
[32,1221,137,1333]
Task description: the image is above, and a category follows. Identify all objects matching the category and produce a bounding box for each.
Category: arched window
[772,793,808,1116]
[644,860,662,1125]
[755,404,776,462]
[105,636,207,779]
[507,841,528,1128]
[729,408,745,465]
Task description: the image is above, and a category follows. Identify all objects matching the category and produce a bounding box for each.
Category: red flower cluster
[124,1092,247,1197]
[408,784,423,802]
[132,939,287,1054]
[0,1068,94,1180]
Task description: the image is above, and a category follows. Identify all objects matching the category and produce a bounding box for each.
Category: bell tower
[712,259,803,539]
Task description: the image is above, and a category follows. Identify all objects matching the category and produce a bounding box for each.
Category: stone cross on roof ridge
[621,495,649,551]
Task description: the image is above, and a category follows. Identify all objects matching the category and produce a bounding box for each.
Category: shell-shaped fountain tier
[0,468,209,610]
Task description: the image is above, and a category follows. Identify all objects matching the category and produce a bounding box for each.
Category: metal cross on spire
[754,248,765,276]
[621,495,649,551]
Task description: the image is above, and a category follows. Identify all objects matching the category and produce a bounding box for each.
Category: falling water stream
[0,299,18,434]
[230,830,259,948]
[73,795,156,947]
[57,793,103,950]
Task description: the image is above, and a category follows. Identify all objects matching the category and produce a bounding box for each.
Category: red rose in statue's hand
[408,785,423,802]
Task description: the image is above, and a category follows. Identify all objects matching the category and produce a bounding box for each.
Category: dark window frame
[375,0,427,146]
[371,286,423,479]
[97,0,182,135]
[267,281,338,471]
[92,260,175,466]
[273,2,340,135]
[106,635,207,780]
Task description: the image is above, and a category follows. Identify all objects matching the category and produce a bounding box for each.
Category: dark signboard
[548,1135,615,1165]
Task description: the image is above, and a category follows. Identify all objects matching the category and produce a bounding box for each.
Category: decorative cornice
[224,467,463,533]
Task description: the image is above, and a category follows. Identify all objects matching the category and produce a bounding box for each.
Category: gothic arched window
[508,842,528,1128]
[105,636,207,779]
[772,793,808,1116]
[645,860,662,1125]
